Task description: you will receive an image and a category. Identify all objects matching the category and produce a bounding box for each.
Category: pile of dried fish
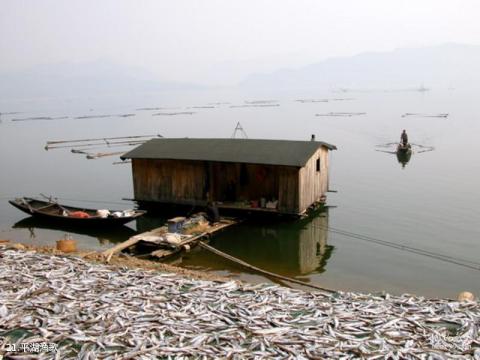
[0,246,479,359]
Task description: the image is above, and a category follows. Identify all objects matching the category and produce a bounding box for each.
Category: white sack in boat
[111,210,135,218]
[122,210,135,217]
[96,209,110,218]
[140,235,165,244]
[165,233,183,245]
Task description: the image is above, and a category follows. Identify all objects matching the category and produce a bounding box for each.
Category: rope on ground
[198,241,335,295]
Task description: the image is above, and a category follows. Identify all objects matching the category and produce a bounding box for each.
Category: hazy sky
[1,0,480,84]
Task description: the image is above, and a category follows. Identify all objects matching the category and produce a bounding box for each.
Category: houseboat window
[316,158,321,172]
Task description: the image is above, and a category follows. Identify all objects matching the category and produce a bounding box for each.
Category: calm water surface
[1,88,479,298]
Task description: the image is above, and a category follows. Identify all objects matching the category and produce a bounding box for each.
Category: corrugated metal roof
[121,138,336,167]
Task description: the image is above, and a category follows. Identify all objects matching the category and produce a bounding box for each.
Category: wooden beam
[102,226,167,260]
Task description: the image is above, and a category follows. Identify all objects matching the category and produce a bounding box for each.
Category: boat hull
[9,198,146,227]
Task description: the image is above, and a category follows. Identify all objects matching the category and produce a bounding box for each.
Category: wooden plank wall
[132,159,302,214]
[278,166,300,213]
[298,147,330,212]
[132,159,206,204]
[211,163,279,202]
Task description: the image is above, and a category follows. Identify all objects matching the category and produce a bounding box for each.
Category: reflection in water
[376,146,413,168]
[180,209,334,280]
[396,150,412,168]
[13,217,137,245]
[136,214,168,233]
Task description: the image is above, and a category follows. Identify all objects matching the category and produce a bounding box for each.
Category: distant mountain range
[2,44,479,99]
[240,43,480,91]
[0,60,201,100]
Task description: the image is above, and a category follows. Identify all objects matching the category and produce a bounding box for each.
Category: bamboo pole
[46,134,161,146]
[86,151,127,159]
[47,140,147,150]
[70,142,145,153]
[39,194,70,215]
[198,242,335,294]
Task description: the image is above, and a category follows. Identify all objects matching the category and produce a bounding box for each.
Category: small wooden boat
[397,142,412,154]
[13,217,137,242]
[9,197,146,226]
[396,143,412,168]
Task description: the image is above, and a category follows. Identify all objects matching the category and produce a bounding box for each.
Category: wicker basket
[56,238,77,253]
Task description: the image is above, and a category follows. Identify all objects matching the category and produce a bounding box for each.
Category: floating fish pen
[121,138,337,216]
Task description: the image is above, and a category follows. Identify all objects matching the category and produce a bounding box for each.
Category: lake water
[1,87,479,298]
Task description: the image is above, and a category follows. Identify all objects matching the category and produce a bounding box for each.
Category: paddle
[39,194,70,215]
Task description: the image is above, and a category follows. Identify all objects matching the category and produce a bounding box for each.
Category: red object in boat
[69,211,90,218]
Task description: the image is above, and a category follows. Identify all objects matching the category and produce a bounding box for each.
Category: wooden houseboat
[121,138,337,216]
